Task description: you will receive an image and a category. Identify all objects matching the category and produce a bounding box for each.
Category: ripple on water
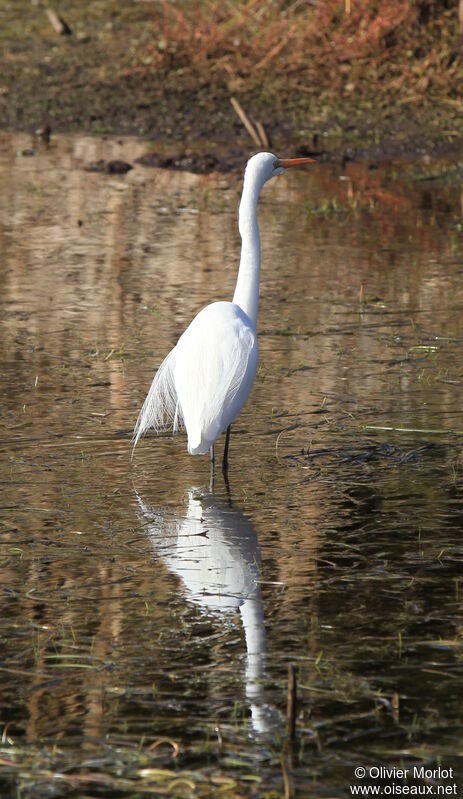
[1,134,463,795]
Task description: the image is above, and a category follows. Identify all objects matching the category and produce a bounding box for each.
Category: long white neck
[232,167,263,328]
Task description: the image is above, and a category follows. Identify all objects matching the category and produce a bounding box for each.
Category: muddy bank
[1,0,463,170]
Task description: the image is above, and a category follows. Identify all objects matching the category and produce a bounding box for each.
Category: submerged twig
[281,750,292,799]
[364,424,463,435]
[286,664,297,741]
[147,738,180,758]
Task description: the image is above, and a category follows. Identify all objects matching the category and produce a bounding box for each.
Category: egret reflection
[136,487,278,735]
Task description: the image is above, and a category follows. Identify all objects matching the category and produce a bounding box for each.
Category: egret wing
[133,301,257,455]
[174,302,257,453]
[132,345,182,451]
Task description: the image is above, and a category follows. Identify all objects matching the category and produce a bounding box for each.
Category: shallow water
[1,133,463,797]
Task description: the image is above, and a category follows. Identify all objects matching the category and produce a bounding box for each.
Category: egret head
[246,151,315,186]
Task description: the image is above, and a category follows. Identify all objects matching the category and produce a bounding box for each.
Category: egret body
[133,152,314,468]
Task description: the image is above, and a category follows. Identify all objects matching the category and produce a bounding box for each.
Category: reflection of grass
[306,198,349,216]
[89,346,129,361]
[406,161,463,185]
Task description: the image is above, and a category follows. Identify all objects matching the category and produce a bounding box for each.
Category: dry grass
[141,0,462,103]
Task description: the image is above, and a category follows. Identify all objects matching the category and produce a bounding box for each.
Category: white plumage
[134,302,257,455]
[133,151,314,466]
[136,487,278,734]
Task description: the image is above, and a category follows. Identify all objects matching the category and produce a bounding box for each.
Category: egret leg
[209,444,215,492]
[222,425,231,473]
[222,467,231,497]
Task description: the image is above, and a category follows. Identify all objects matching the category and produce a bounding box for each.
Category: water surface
[1,133,463,797]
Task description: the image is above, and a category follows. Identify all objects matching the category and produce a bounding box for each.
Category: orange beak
[279,157,316,168]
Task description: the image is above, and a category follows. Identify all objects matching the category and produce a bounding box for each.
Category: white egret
[133,151,315,470]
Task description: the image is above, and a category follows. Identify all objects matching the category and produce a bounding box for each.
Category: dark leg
[222,467,231,498]
[222,425,231,473]
[209,444,215,492]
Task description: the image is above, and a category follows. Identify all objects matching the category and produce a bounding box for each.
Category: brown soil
[1,1,462,171]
